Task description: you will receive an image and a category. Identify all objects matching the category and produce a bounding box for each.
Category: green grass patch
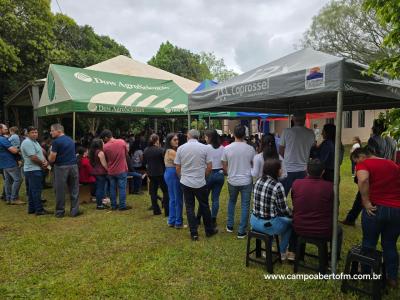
[0,151,399,299]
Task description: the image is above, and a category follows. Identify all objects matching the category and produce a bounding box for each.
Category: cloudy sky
[51,0,330,73]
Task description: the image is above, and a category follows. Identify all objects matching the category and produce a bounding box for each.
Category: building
[222,109,385,145]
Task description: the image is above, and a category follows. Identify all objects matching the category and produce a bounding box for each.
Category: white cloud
[52,0,329,73]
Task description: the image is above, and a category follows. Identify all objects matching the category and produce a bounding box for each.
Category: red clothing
[79,157,95,183]
[103,138,128,176]
[91,150,107,176]
[356,158,400,208]
[292,176,334,238]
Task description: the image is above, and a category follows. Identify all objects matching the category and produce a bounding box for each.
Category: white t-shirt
[222,142,255,186]
[207,144,224,170]
[251,153,264,179]
[280,126,315,173]
[351,142,361,153]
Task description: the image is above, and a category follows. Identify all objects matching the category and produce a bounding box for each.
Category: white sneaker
[226,226,233,233]
[280,253,287,261]
[287,251,296,261]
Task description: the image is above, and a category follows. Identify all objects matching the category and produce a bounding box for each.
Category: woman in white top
[251,133,279,179]
[197,130,225,226]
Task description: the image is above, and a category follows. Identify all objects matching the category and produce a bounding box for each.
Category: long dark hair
[262,159,282,181]
[323,124,336,144]
[89,138,103,166]
[261,134,278,161]
[205,129,221,149]
[164,133,178,152]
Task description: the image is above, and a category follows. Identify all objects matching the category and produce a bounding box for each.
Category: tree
[148,41,211,82]
[363,0,400,140]
[300,0,391,65]
[52,14,130,67]
[0,0,131,118]
[363,0,400,78]
[199,52,238,82]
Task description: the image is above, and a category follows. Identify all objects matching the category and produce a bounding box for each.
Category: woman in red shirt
[77,147,96,203]
[351,147,400,288]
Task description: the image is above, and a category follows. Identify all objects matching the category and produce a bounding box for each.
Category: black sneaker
[226,226,233,233]
[153,211,162,216]
[96,205,108,210]
[237,232,247,239]
[36,210,52,216]
[119,205,132,211]
[191,235,199,241]
[206,228,218,238]
[55,214,64,218]
[71,211,83,217]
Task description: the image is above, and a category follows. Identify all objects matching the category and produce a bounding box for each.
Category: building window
[343,111,352,128]
[358,110,365,128]
[326,118,334,124]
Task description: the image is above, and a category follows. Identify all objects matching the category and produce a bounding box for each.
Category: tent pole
[331,90,343,274]
[187,111,191,129]
[154,118,158,133]
[208,112,211,129]
[72,112,76,141]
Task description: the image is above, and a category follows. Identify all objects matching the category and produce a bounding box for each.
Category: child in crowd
[350,136,361,176]
[77,147,96,202]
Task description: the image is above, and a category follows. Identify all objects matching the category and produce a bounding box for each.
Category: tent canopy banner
[38,64,190,117]
[189,48,400,113]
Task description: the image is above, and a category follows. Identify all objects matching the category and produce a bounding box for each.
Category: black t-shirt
[143,146,165,177]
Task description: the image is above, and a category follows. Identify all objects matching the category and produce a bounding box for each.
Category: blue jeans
[24,170,44,214]
[108,172,127,209]
[3,166,22,202]
[250,214,293,254]
[280,171,306,196]
[227,183,252,234]
[127,171,142,193]
[164,167,183,226]
[207,170,225,218]
[95,175,107,207]
[362,206,400,280]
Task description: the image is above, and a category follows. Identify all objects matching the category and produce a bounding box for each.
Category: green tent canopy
[38,64,190,117]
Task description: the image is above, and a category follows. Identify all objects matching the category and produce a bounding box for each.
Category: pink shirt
[103,139,128,176]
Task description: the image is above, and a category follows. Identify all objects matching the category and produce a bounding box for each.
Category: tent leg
[208,113,211,129]
[154,118,158,133]
[187,111,191,129]
[72,112,76,141]
[331,90,343,274]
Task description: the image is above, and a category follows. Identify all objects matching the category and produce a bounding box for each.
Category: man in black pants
[143,134,169,216]
[175,129,218,241]
[341,119,397,226]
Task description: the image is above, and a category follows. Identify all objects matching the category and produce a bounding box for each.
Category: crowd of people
[0,113,399,288]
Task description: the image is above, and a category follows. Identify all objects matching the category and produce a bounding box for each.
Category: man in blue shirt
[21,126,50,215]
[0,124,24,205]
[48,123,80,218]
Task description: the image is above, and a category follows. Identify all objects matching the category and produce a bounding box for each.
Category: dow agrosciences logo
[87,102,98,112]
[74,72,93,83]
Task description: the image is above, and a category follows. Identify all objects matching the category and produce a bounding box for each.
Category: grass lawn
[0,152,399,300]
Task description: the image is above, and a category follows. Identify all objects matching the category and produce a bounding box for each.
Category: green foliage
[377,109,400,142]
[190,119,206,130]
[199,52,238,82]
[148,41,211,82]
[0,0,131,105]
[363,0,400,78]
[301,0,390,65]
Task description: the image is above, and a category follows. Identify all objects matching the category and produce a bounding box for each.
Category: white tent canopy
[87,55,199,93]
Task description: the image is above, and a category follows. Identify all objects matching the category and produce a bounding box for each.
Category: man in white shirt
[175,129,218,241]
[279,113,315,195]
[222,124,255,239]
